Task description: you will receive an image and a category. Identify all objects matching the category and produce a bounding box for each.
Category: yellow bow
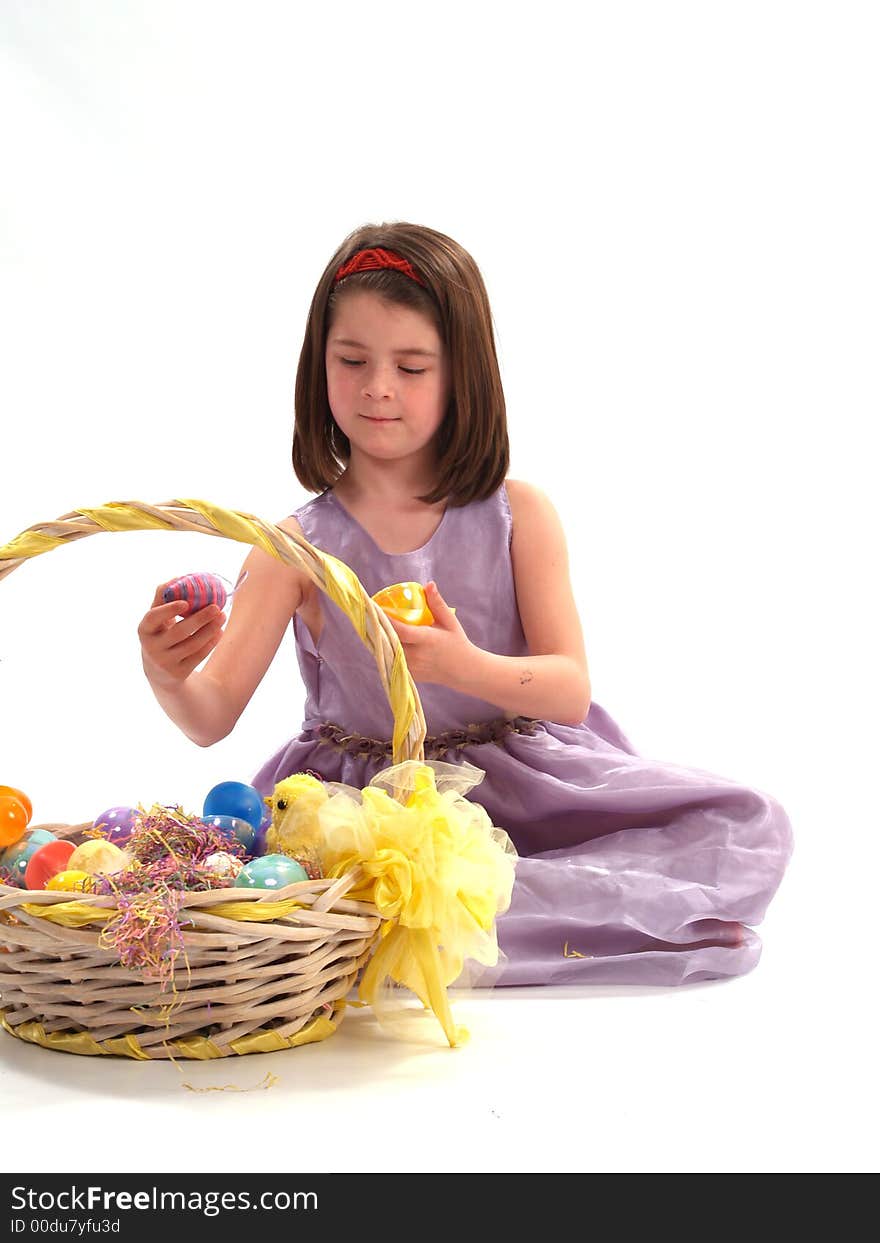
[321,761,518,1047]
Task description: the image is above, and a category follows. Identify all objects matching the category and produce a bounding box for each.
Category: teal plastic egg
[234,854,309,890]
[1,831,56,881]
[2,828,55,869]
[2,836,48,885]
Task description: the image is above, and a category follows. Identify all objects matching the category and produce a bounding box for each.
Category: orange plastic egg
[24,839,75,890]
[0,794,30,848]
[0,786,33,823]
[372,581,435,626]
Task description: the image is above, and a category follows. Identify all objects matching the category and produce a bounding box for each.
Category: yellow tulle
[302,759,518,1047]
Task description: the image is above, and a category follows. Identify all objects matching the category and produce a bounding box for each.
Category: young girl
[138,222,794,988]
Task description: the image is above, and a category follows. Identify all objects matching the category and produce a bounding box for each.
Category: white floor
[2,855,875,1175]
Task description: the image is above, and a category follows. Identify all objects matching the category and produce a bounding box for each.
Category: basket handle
[0,498,426,764]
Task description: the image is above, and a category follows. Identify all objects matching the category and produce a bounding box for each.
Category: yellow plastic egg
[372,581,435,626]
[371,581,456,626]
[46,869,94,893]
[68,839,131,876]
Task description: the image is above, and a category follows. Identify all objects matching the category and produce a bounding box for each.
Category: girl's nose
[361,363,396,400]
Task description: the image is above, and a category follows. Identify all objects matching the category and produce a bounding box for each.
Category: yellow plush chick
[264,774,329,874]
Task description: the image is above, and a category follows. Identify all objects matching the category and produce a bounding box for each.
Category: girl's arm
[142,517,308,746]
[195,516,311,743]
[451,479,591,725]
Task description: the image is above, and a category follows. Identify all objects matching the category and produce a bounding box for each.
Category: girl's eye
[340,358,425,376]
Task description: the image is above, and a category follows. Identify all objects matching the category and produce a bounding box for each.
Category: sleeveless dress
[251,485,794,987]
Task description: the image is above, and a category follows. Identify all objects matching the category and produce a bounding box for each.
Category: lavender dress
[252,485,793,987]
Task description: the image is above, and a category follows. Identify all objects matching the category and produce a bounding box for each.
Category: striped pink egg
[163,573,228,611]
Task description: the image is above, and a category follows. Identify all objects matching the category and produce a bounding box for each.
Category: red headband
[334,246,426,288]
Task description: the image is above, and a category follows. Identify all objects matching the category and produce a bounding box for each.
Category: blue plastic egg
[234,854,309,890]
[203,782,264,832]
[201,813,255,852]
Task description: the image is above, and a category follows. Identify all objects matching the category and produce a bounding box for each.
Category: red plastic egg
[24,839,75,891]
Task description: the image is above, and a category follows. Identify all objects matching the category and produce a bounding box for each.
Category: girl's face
[325,291,451,466]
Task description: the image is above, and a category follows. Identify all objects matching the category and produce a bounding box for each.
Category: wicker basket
[0,498,428,1059]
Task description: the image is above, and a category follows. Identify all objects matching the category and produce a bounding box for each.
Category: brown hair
[292,221,509,506]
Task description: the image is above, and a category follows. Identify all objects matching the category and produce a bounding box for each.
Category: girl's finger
[387,617,425,642]
[167,619,224,664]
[151,582,184,608]
[178,634,222,678]
[160,605,222,645]
[168,611,223,647]
[139,600,192,640]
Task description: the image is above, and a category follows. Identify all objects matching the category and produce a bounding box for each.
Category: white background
[0,1,876,1174]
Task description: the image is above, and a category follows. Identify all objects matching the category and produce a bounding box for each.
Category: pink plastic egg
[163,573,228,612]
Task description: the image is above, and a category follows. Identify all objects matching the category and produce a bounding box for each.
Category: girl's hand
[137,581,225,689]
[383,581,474,688]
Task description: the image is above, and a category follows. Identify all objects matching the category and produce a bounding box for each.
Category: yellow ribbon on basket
[0,1002,345,1060]
[18,900,116,926]
[19,896,303,927]
[315,761,518,1048]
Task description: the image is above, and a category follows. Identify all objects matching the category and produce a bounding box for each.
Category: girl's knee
[746,790,794,905]
[763,791,795,860]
